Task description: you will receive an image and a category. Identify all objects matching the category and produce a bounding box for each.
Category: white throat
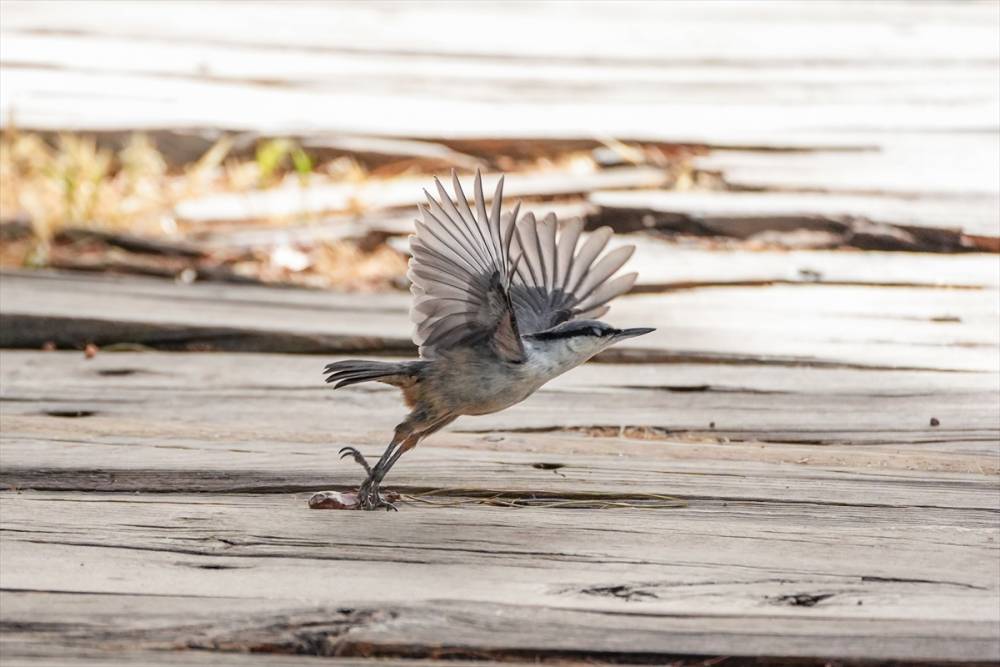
[522,336,605,382]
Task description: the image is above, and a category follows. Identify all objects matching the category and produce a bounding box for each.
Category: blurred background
[0,0,997,376]
[2,0,996,296]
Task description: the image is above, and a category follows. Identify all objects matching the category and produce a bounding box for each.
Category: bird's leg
[336,430,410,511]
[355,434,420,511]
[333,416,451,512]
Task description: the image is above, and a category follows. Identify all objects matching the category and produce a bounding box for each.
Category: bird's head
[525,319,655,365]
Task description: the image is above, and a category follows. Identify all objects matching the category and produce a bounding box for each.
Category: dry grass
[1,131,174,243]
[0,129,411,289]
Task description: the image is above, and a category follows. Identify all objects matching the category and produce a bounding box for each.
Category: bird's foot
[314,447,398,511]
[357,478,399,511]
[339,446,373,476]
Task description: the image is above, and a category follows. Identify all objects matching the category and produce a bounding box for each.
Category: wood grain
[1,348,997,663]
[590,190,1000,244]
[172,168,670,224]
[1,491,998,663]
[3,2,996,142]
[2,3,999,662]
[2,263,997,371]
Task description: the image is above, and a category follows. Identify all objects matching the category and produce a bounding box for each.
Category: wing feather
[514,213,544,291]
[566,227,612,293]
[413,218,483,277]
[555,217,582,289]
[572,245,636,303]
[408,170,638,357]
[575,271,638,312]
[488,176,505,270]
[576,305,611,321]
[409,171,524,361]
[509,222,637,334]
[421,198,492,275]
[538,212,558,291]
[451,172,498,269]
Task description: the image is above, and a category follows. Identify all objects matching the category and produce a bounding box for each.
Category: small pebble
[709,421,716,429]
[930,417,940,427]
[84,343,98,359]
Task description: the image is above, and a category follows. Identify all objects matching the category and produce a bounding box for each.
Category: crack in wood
[174,562,253,571]
[593,204,989,254]
[0,314,416,355]
[459,424,1000,448]
[769,592,837,607]
[563,575,988,604]
[859,575,987,590]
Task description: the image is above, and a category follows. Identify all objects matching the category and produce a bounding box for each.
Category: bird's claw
[339,446,372,476]
[358,479,398,512]
[337,447,397,510]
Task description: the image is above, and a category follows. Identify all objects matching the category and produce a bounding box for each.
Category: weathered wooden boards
[1,347,998,664]
[174,168,669,225]
[2,1,997,246]
[2,349,998,480]
[1,495,998,663]
[2,2,996,141]
[590,189,1000,249]
[685,135,1000,249]
[1,268,998,663]
[2,2,999,662]
[693,135,1000,199]
[2,265,997,371]
[0,270,413,353]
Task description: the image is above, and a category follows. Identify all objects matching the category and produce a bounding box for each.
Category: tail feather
[323,359,420,390]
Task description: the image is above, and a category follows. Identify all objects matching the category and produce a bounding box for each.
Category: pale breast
[421,347,552,417]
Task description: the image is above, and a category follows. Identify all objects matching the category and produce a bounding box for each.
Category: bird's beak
[613,327,656,340]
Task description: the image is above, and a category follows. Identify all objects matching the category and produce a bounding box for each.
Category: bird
[323,170,653,510]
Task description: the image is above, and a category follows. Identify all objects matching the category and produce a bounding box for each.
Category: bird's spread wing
[509,215,637,335]
[409,172,523,361]
[408,170,637,358]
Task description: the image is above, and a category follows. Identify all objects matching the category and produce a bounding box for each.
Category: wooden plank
[1,324,997,663]
[1,352,996,664]
[0,646,497,667]
[193,201,597,251]
[6,1,998,64]
[171,168,670,224]
[4,63,993,144]
[2,2,996,142]
[1,492,997,663]
[590,190,1000,243]
[4,26,997,92]
[2,269,997,372]
[0,270,413,353]
[693,136,1000,198]
[4,593,997,666]
[1,350,997,482]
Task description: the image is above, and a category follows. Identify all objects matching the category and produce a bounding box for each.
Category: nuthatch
[324,171,653,510]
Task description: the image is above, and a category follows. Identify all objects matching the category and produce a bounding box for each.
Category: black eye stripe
[532,326,608,341]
